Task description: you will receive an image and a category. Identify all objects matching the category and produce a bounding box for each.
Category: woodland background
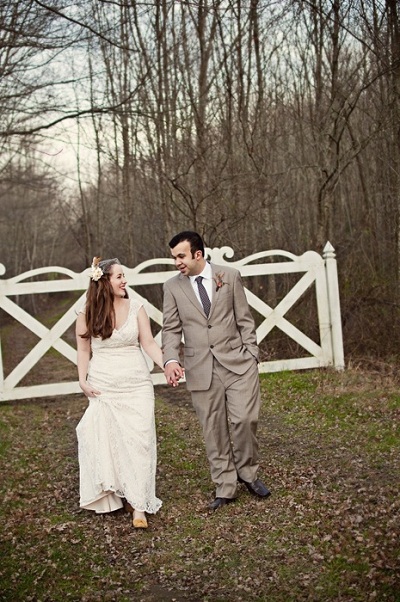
[0,0,399,361]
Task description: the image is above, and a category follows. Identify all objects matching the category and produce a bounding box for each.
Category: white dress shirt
[164,261,213,367]
[190,261,213,308]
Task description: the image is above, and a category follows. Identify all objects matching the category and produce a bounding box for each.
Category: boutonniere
[213,272,229,292]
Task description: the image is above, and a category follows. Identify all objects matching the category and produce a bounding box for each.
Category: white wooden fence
[0,242,344,402]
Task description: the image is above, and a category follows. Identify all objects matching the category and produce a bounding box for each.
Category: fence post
[323,242,345,370]
[0,263,4,399]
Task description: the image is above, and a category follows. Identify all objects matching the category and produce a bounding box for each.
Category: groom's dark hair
[169,231,205,257]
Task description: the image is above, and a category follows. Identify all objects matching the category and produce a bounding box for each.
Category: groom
[162,231,270,510]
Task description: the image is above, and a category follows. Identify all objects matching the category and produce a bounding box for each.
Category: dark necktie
[195,276,211,317]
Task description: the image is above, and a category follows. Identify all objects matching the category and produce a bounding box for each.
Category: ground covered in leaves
[0,368,399,601]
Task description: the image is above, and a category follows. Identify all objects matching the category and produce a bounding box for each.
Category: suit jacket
[162,262,259,391]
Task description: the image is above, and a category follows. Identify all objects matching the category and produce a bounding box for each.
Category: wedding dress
[76,298,162,514]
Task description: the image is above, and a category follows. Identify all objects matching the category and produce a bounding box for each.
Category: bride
[75,257,164,529]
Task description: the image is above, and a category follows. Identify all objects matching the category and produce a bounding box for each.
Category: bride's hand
[79,381,101,398]
[163,362,185,387]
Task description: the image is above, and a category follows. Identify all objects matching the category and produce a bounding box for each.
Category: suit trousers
[190,357,261,499]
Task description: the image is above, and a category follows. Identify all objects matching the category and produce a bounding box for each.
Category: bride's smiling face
[109,264,127,298]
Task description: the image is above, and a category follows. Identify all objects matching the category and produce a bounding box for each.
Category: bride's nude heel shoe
[133,516,148,529]
[133,511,148,529]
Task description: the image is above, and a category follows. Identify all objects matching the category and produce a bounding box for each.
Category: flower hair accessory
[90,257,103,281]
[213,271,228,292]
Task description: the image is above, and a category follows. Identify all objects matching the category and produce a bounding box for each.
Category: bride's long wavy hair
[81,258,127,340]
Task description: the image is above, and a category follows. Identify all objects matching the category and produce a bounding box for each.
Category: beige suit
[162,262,262,498]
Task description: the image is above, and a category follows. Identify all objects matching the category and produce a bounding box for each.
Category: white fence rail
[0,242,344,402]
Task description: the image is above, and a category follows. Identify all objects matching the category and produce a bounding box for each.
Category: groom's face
[170,240,204,277]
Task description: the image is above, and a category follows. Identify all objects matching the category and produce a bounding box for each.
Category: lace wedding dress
[76,298,162,514]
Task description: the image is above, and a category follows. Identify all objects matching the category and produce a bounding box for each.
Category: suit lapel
[178,274,205,316]
[208,263,221,319]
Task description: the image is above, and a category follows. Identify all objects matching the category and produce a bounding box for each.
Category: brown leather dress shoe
[238,477,271,498]
[208,497,236,511]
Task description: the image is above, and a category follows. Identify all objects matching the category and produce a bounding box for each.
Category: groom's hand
[164,361,184,387]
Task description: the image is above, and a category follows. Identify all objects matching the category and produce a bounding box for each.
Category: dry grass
[0,367,399,601]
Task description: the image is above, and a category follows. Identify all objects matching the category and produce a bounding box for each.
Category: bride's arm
[137,306,164,370]
[75,313,100,397]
